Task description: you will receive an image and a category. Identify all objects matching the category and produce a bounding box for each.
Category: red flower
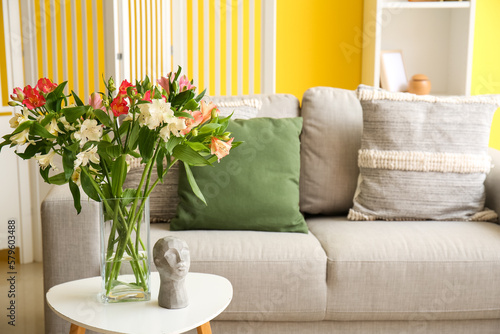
[110,96,129,117]
[23,85,46,109]
[118,80,136,97]
[143,90,153,102]
[10,87,25,102]
[36,78,58,94]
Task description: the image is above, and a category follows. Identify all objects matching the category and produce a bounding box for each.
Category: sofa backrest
[124,94,300,223]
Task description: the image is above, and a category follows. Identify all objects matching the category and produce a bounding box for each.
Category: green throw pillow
[170,117,308,233]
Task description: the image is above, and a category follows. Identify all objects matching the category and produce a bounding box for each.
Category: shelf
[382,1,470,9]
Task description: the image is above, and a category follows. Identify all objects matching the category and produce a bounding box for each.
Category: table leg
[197,322,212,334]
[70,323,86,334]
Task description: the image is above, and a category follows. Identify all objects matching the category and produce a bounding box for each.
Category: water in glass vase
[100,197,151,303]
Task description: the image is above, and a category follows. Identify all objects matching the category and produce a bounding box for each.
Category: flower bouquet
[0,67,239,302]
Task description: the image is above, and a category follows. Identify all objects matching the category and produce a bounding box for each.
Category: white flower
[45,118,64,136]
[10,129,30,146]
[71,167,81,186]
[35,150,57,170]
[74,119,102,147]
[59,116,76,131]
[159,118,186,141]
[138,99,174,130]
[9,107,30,128]
[74,145,100,168]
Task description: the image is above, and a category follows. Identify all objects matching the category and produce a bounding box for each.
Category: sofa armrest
[41,185,101,333]
[485,148,500,215]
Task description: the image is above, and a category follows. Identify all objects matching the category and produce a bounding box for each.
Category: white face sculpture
[154,237,190,281]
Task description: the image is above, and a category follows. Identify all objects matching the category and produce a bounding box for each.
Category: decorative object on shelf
[408,74,432,95]
[0,68,239,303]
[380,50,408,92]
[153,236,191,309]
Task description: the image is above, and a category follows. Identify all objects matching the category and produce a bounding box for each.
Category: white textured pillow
[348,85,500,222]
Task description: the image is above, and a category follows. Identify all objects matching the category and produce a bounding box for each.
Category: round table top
[46,272,233,334]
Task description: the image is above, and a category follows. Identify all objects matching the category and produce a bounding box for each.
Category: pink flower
[157,73,174,95]
[179,75,196,92]
[88,92,105,111]
[23,85,46,109]
[10,87,25,102]
[180,110,204,135]
[110,96,129,117]
[200,100,218,124]
[36,78,58,94]
[211,137,233,162]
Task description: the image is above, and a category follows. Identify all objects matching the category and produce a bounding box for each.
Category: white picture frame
[380,50,408,92]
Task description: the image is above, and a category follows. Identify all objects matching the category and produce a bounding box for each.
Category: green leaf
[62,148,76,180]
[30,122,56,139]
[39,113,55,127]
[63,106,88,123]
[111,155,127,197]
[45,82,68,112]
[0,140,12,153]
[156,147,165,182]
[94,109,113,127]
[72,90,84,106]
[180,99,199,111]
[173,144,211,166]
[194,88,206,103]
[48,173,68,185]
[199,123,222,134]
[81,168,101,201]
[171,90,194,108]
[166,136,182,154]
[173,110,194,119]
[39,165,50,183]
[186,141,209,152]
[105,145,122,159]
[138,127,156,163]
[127,122,141,151]
[183,162,206,205]
[11,120,34,135]
[16,141,44,159]
[68,180,82,214]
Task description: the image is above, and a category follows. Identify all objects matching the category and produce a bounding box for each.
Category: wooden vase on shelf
[408,74,431,95]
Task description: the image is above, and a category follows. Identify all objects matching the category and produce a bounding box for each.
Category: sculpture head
[153,236,190,281]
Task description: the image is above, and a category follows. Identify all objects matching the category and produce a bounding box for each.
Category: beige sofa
[42,87,500,334]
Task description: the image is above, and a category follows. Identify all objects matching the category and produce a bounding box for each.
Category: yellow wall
[276,0,363,100]
[471,0,500,150]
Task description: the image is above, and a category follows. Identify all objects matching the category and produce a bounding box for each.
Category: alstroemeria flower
[9,107,30,128]
[211,137,233,162]
[110,96,129,117]
[179,75,196,92]
[74,119,102,147]
[118,80,136,97]
[35,150,57,170]
[59,116,75,131]
[23,85,46,110]
[138,99,174,130]
[45,117,64,136]
[74,145,100,168]
[143,90,153,102]
[89,92,105,111]
[180,110,203,135]
[10,129,30,146]
[200,100,218,124]
[159,118,187,141]
[10,87,25,102]
[157,74,174,95]
[36,78,58,94]
[71,167,81,186]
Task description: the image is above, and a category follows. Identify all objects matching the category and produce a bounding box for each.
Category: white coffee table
[46,272,233,334]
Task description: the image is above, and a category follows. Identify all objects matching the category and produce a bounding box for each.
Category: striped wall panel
[180,0,263,96]
[0,1,9,108]
[21,0,106,101]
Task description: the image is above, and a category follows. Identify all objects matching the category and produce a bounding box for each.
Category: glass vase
[99,197,151,303]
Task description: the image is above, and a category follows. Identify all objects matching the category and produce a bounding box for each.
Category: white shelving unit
[362,0,476,96]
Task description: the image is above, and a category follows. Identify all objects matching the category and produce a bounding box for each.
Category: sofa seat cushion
[307,217,500,321]
[151,224,328,321]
